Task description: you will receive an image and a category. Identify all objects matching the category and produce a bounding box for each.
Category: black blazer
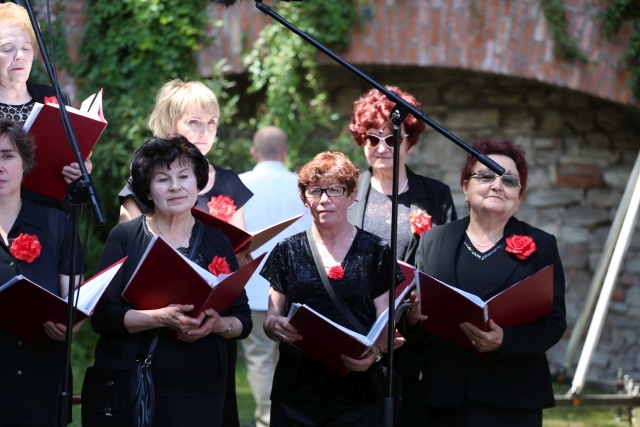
[347,166,457,265]
[401,216,566,409]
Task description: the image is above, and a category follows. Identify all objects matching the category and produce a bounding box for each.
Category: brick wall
[205,0,636,107]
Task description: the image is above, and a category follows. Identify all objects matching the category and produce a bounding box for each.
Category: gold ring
[471,340,477,346]
[281,333,286,339]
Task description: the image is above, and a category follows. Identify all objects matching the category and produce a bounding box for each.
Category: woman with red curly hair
[401,138,566,426]
[261,152,404,426]
[347,86,457,425]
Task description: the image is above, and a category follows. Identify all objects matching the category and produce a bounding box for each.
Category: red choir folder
[0,257,126,345]
[21,90,107,201]
[287,263,416,376]
[122,235,266,315]
[417,265,554,356]
[192,208,303,253]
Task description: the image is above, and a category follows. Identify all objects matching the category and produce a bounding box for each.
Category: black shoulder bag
[81,224,204,427]
[81,332,159,427]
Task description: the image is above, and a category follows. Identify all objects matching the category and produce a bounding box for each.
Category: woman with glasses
[260,152,403,426]
[401,138,567,426]
[347,85,457,425]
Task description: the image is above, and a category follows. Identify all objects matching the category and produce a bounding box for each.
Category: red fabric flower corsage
[208,255,231,276]
[207,195,236,223]
[409,209,432,236]
[43,96,58,105]
[10,233,42,263]
[327,265,345,281]
[505,234,537,260]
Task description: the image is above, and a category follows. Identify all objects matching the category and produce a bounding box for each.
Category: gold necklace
[152,216,194,247]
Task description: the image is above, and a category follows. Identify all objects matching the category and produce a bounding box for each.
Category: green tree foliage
[244,2,362,169]
[540,0,587,61]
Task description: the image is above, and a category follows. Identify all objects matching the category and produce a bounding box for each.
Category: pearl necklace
[399,179,409,194]
[465,230,503,247]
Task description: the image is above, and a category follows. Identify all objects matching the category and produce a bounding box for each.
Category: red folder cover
[21,92,107,201]
[0,257,126,345]
[417,265,554,355]
[121,235,266,315]
[287,273,414,376]
[192,208,303,253]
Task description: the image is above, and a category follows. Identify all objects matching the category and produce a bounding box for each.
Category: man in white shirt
[239,126,310,427]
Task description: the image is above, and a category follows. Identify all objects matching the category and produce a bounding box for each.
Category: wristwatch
[223,321,233,335]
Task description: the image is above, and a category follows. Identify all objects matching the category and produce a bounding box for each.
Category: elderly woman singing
[261,151,404,427]
[401,138,566,427]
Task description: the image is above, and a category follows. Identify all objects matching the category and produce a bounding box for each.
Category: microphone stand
[252,2,506,426]
[385,107,407,426]
[19,1,106,426]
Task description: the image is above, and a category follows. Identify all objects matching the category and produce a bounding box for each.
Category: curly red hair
[349,85,426,149]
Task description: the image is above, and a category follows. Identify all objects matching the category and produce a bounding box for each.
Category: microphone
[210,0,302,6]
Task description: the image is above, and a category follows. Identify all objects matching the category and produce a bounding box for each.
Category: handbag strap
[142,332,160,369]
[306,229,367,335]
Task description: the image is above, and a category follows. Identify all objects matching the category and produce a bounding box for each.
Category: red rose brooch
[44,96,59,105]
[327,265,345,281]
[10,233,42,263]
[208,255,231,276]
[207,195,236,223]
[409,209,432,236]
[505,234,537,260]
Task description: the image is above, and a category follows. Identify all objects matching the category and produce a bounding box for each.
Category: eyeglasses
[363,134,409,149]
[469,170,521,188]
[304,186,347,199]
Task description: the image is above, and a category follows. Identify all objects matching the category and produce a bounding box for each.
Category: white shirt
[239,161,311,310]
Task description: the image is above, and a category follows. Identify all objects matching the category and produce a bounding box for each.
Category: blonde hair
[148,79,220,137]
[0,3,39,56]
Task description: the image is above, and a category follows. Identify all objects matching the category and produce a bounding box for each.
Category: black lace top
[260,228,404,404]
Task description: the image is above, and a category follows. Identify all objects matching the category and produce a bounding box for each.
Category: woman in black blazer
[401,138,566,426]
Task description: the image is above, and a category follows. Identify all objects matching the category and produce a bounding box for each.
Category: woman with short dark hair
[88,135,252,427]
[0,118,84,426]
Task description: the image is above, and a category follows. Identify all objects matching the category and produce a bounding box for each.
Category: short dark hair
[128,135,209,210]
[460,138,528,195]
[0,118,35,175]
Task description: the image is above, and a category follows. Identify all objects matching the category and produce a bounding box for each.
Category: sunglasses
[305,186,347,199]
[363,134,409,149]
[469,170,521,188]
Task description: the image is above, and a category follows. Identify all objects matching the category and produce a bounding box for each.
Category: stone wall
[316,64,640,382]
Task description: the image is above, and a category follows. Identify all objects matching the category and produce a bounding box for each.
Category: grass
[543,383,636,427]
[69,334,634,427]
